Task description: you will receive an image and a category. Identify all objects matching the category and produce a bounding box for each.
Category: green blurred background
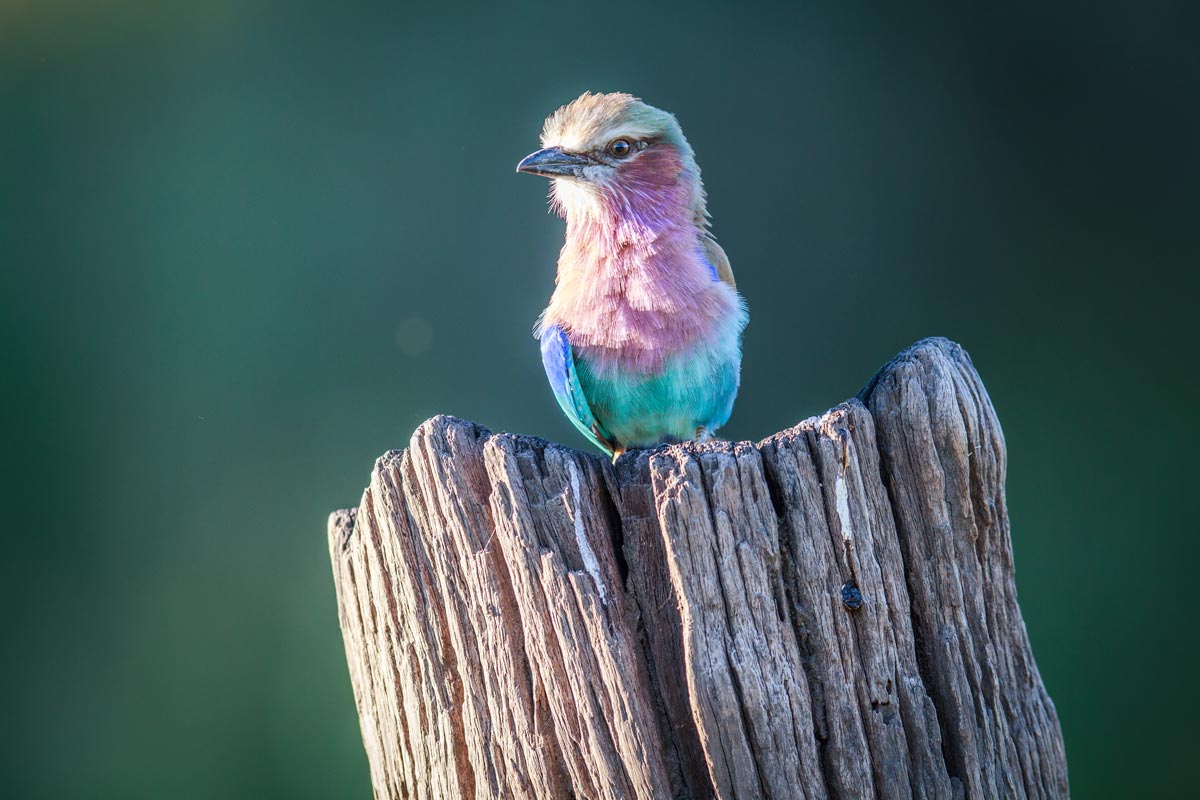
[2,1,1196,797]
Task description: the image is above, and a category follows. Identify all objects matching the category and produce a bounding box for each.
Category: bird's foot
[694,426,714,444]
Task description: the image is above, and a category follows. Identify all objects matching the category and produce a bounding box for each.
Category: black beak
[515,146,593,178]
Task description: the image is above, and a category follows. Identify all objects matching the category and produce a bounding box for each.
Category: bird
[516,92,747,460]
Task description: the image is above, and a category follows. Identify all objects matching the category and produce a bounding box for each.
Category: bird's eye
[607,139,633,158]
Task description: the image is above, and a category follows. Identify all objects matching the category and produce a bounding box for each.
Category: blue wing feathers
[538,325,615,455]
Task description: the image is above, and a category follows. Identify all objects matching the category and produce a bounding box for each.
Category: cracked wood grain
[328,337,1069,799]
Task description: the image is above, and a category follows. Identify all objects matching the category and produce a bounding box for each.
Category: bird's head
[516,92,706,227]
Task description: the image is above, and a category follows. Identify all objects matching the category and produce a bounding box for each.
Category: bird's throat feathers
[541,144,738,374]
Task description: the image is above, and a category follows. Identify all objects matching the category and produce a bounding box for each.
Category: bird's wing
[538,325,618,456]
[704,235,736,289]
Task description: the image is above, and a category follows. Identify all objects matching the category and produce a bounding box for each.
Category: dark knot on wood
[327,337,1069,799]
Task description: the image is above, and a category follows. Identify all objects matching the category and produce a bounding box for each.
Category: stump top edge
[856,336,973,403]
[334,336,978,524]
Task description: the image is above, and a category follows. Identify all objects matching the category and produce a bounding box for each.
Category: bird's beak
[515,146,593,178]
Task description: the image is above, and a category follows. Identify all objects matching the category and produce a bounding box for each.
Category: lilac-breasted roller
[517,92,747,460]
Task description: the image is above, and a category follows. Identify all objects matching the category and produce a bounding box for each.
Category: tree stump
[327,337,1068,799]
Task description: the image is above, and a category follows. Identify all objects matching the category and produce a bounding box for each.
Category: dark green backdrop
[3,1,1196,797]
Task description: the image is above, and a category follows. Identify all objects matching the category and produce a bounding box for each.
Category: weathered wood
[328,337,1069,799]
